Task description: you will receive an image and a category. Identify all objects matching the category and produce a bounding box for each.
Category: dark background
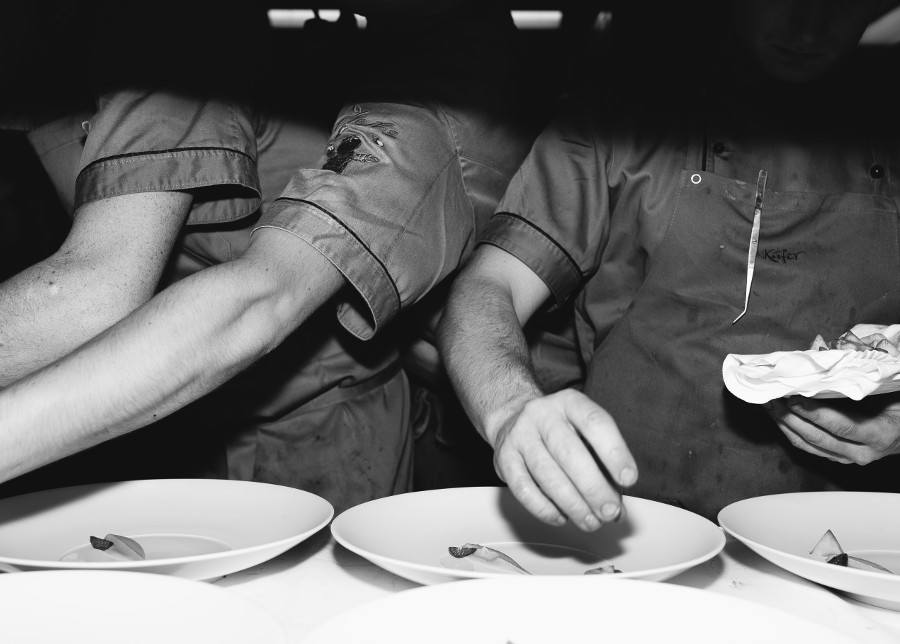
[0,2,615,281]
[5,1,896,280]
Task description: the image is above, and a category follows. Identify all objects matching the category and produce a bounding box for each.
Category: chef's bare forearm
[0,192,190,387]
[439,266,545,446]
[0,260,150,387]
[0,230,344,482]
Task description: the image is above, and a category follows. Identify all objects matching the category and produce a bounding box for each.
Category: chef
[437,0,900,528]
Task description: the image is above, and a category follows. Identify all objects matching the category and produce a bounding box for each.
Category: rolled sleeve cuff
[255,198,401,341]
[74,147,261,225]
[479,212,584,305]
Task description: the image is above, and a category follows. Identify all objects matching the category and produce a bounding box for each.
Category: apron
[585,169,900,520]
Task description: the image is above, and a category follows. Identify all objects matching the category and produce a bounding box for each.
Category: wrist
[481,387,543,447]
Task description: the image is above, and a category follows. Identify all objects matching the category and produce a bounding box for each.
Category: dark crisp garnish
[827,553,849,567]
[90,536,114,551]
[448,546,478,558]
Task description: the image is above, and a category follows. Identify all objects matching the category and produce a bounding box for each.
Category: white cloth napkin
[722,324,900,404]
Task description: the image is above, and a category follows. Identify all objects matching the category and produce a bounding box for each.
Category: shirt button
[870,164,885,179]
[712,141,726,154]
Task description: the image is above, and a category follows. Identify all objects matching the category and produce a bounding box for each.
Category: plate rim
[303,574,856,643]
[718,491,900,596]
[331,486,726,582]
[0,479,334,571]
[0,568,288,642]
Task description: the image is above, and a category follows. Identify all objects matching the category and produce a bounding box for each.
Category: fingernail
[762,401,773,410]
[552,515,566,526]
[619,467,637,486]
[601,503,620,522]
[584,514,600,530]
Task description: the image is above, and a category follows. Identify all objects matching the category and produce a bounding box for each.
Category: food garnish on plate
[448,543,623,575]
[809,529,893,574]
[448,543,531,575]
[89,533,146,561]
[584,564,622,574]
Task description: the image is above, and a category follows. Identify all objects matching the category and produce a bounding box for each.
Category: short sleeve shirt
[256,1,533,340]
[480,96,687,361]
[480,75,897,363]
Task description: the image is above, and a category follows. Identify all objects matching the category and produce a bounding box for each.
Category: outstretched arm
[0,192,191,386]
[0,227,344,482]
[438,245,637,532]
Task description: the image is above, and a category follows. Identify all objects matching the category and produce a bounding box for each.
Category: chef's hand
[765,393,900,464]
[489,389,638,532]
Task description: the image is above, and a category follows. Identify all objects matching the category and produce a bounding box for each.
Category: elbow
[234,230,345,353]
[23,271,150,336]
[222,288,296,364]
[221,259,335,360]
[256,286,308,354]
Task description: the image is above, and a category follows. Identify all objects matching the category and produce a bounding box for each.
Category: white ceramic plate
[0,569,286,643]
[0,479,333,580]
[301,576,855,644]
[719,492,900,610]
[330,486,724,585]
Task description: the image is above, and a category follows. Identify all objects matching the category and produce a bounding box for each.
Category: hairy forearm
[438,273,544,446]
[0,242,343,482]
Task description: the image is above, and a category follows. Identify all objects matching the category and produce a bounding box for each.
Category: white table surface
[214,528,900,643]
